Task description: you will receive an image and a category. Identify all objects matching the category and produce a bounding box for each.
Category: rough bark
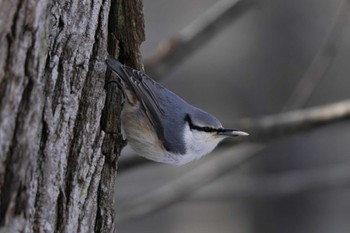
[0,0,144,232]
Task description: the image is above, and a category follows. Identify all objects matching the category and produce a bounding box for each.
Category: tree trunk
[0,0,144,232]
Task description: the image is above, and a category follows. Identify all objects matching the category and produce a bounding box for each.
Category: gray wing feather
[106,57,187,153]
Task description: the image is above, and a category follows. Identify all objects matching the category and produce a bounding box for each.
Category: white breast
[176,124,224,165]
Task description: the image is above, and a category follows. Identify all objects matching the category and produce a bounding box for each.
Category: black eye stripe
[185,114,218,133]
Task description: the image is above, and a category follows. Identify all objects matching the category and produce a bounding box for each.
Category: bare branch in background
[190,163,350,200]
[237,99,350,142]
[282,0,350,112]
[117,144,265,222]
[119,162,350,218]
[118,145,350,220]
[143,0,257,78]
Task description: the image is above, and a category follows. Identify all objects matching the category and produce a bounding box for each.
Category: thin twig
[143,0,257,78]
[282,0,350,111]
[237,99,350,142]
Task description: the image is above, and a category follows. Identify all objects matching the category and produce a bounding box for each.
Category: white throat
[178,124,225,165]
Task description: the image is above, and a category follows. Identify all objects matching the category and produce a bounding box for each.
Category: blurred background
[116,0,350,232]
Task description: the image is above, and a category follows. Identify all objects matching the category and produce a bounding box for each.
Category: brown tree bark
[0,0,144,232]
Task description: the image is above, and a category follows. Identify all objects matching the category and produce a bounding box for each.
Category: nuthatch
[106,56,248,165]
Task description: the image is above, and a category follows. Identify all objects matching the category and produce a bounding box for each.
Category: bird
[105,56,248,165]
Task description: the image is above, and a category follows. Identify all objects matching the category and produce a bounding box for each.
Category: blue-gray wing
[106,57,187,154]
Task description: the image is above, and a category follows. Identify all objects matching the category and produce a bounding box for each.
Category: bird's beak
[217,128,249,137]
